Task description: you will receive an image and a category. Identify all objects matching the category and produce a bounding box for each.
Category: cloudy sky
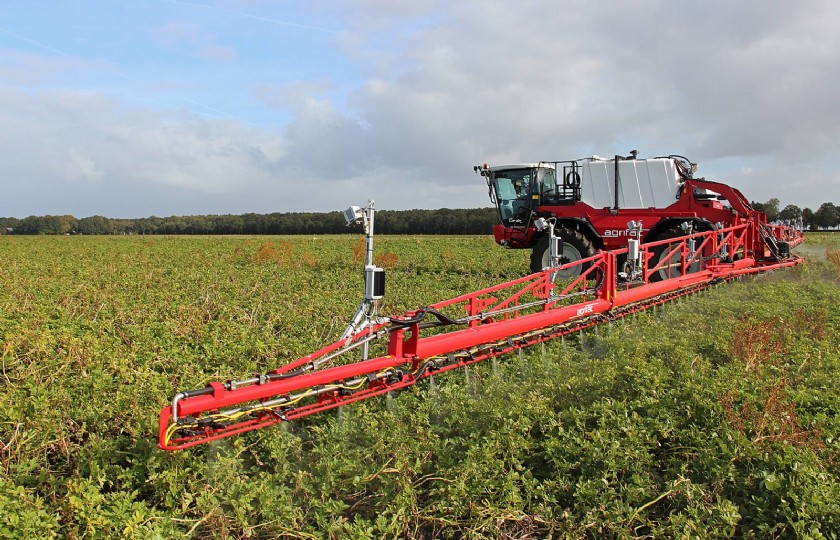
[1,0,838,218]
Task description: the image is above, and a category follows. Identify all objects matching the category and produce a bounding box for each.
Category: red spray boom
[159,203,803,450]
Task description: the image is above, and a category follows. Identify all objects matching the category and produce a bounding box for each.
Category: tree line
[1,199,837,236]
[750,199,840,230]
[0,208,500,236]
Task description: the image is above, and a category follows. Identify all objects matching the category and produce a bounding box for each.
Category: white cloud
[1,0,839,217]
[67,148,99,181]
[0,88,286,215]
[315,0,840,207]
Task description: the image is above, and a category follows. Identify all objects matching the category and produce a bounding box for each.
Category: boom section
[159,223,802,450]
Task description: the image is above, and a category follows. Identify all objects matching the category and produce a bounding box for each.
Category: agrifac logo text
[603,228,647,238]
[576,303,596,317]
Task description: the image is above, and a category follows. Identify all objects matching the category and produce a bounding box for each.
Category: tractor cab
[485,164,541,226]
[476,163,583,226]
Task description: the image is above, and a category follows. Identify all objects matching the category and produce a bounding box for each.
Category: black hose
[389,308,468,329]
[182,386,214,398]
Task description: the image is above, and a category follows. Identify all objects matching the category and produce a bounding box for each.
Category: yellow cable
[165,372,390,446]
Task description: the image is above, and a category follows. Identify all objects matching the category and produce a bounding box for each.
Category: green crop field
[1,234,839,539]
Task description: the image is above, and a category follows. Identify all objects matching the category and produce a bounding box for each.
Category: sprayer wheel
[649,226,702,282]
[529,227,596,277]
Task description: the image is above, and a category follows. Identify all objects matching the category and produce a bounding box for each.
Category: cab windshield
[492,168,533,225]
[492,167,556,224]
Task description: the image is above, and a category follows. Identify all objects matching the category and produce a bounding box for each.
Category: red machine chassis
[159,223,803,451]
[494,177,781,251]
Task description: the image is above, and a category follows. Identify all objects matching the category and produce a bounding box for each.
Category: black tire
[648,226,702,282]
[529,226,596,277]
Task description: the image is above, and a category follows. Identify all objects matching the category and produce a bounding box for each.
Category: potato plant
[0,234,837,539]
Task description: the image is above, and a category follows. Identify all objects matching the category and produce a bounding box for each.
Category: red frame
[492,177,796,253]
[159,222,803,451]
